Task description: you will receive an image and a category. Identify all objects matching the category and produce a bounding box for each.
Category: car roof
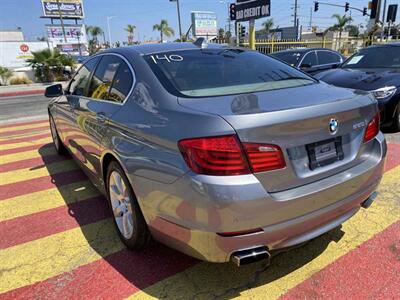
[273,47,335,53]
[101,42,233,56]
[367,42,400,49]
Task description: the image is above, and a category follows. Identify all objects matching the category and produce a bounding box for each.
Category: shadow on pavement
[38,143,345,298]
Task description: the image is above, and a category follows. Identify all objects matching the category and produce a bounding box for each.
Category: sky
[0,0,398,43]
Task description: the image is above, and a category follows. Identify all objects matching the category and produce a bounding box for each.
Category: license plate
[307,137,344,170]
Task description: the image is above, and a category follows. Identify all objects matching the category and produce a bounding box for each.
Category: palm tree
[26,48,76,82]
[153,20,175,42]
[262,19,274,38]
[86,25,104,54]
[329,14,352,49]
[125,24,136,45]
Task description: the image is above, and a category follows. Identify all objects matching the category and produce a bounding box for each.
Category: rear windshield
[271,51,302,66]
[144,49,315,97]
[342,46,400,69]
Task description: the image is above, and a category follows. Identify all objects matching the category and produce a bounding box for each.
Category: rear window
[271,51,302,66]
[145,49,315,97]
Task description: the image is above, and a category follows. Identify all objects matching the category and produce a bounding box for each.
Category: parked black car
[315,43,400,131]
[271,48,345,75]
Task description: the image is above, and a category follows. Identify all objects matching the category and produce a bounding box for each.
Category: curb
[0,90,45,98]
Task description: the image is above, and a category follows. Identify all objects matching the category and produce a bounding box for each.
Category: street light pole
[107,16,116,47]
[170,0,183,41]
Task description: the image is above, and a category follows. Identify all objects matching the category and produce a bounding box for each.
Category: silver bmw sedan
[46,41,386,266]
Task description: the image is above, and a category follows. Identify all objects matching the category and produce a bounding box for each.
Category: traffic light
[363,7,367,16]
[230,3,236,21]
[345,2,349,12]
[314,1,319,12]
[370,0,378,19]
[239,25,246,38]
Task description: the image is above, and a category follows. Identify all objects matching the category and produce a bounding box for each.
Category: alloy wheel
[109,170,134,239]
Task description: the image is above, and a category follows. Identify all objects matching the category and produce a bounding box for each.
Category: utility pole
[56,0,67,43]
[293,0,299,39]
[309,6,313,30]
[375,0,382,25]
[107,16,115,47]
[380,0,387,40]
[170,0,182,41]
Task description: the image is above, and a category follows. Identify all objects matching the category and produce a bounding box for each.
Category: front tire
[106,161,151,250]
[49,115,67,155]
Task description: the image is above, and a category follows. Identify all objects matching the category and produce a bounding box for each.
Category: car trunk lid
[178,82,378,192]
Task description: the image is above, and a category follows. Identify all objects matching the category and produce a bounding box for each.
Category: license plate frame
[306,137,344,170]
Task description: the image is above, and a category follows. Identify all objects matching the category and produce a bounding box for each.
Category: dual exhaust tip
[231,192,378,267]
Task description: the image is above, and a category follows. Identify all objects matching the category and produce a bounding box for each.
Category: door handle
[97,112,107,123]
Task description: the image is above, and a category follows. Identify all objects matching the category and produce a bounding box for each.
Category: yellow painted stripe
[0,160,78,185]
[0,146,57,165]
[128,166,400,300]
[0,121,48,134]
[0,180,100,222]
[0,219,124,293]
[0,130,50,142]
[0,137,52,151]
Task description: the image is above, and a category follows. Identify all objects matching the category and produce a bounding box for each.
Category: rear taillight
[243,143,286,173]
[178,135,250,176]
[178,135,285,176]
[363,112,380,143]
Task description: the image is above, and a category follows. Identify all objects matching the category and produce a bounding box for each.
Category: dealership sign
[46,25,87,44]
[191,11,218,39]
[231,0,270,22]
[41,0,84,18]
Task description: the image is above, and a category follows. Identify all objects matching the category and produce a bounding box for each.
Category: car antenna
[193,37,208,49]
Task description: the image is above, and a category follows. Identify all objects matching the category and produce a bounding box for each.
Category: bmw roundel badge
[329,118,339,135]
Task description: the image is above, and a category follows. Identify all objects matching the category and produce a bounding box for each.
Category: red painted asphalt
[0,247,197,300]
[280,220,400,300]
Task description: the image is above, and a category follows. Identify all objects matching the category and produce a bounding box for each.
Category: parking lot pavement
[0,119,399,299]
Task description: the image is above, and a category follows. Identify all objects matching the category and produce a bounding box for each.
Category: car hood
[315,68,400,91]
[177,81,372,116]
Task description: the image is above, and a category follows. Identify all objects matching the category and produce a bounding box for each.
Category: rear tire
[392,105,400,132]
[49,115,67,155]
[106,161,151,250]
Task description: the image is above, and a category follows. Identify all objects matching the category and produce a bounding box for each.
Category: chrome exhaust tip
[361,192,378,209]
[231,246,271,267]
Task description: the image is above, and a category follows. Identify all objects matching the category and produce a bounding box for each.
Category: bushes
[0,66,13,85]
[9,77,33,85]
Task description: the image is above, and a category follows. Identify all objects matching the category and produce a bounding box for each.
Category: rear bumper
[142,134,386,263]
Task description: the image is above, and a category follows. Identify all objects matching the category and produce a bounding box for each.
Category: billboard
[46,25,87,44]
[41,0,84,18]
[231,0,271,22]
[0,42,52,69]
[191,11,218,39]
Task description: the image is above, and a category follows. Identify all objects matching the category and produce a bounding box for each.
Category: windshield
[271,51,302,66]
[342,46,400,69]
[144,49,315,97]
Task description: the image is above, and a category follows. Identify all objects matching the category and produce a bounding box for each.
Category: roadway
[0,94,49,123]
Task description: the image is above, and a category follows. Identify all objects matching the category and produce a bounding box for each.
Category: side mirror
[300,63,312,70]
[45,84,63,98]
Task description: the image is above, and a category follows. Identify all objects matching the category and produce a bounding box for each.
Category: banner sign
[231,0,270,22]
[41,0,84,18]
[191,11,218,38]
[46,25,87,44]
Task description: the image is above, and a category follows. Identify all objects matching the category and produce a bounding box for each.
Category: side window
[87,55,121,100]
[69,58,99,96]
[109,61,133,103]
[301,52,317,67]
[317,51,342,65]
